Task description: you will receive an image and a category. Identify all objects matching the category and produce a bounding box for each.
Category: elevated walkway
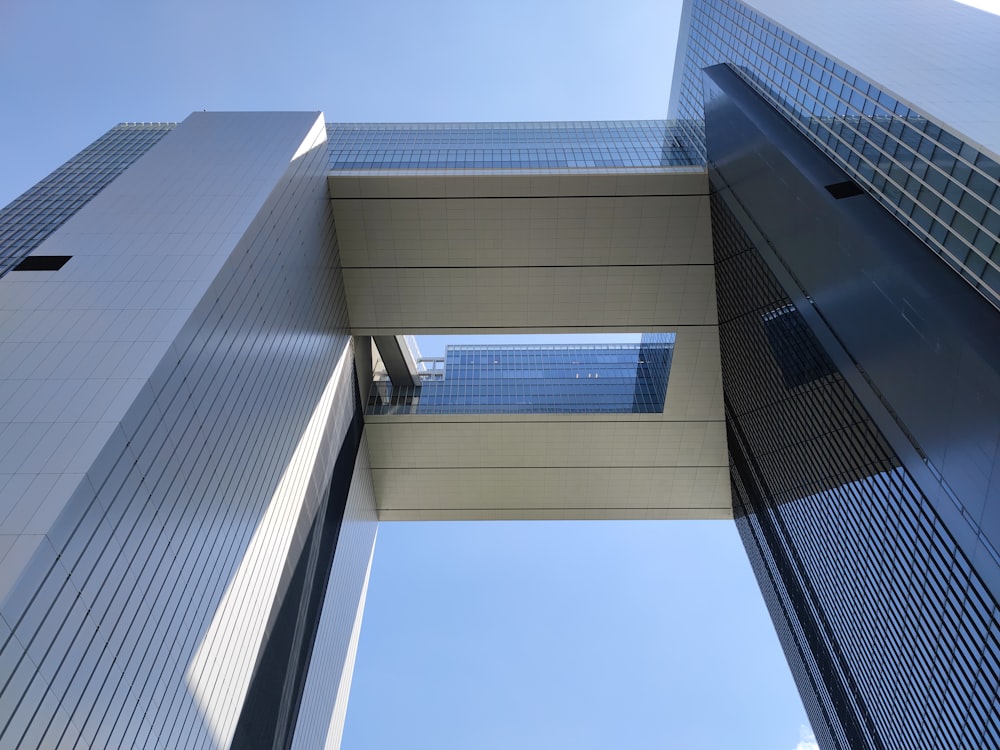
[332,170,729,522]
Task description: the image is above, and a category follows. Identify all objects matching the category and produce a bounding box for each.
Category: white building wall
[291,436,378,750]
[743,0,1000,160]
[0,112,367,748]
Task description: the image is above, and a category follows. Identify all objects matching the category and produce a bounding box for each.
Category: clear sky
[1,1,815,748]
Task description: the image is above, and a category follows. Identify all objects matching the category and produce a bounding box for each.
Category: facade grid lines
[327,121,696,170]
[674,0,1000,307]
[0,123,176,278]
[705,54,1000,748]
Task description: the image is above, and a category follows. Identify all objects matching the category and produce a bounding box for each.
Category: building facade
[671,1,1000,747]
[0,1,997,748]
[366,339,674,415]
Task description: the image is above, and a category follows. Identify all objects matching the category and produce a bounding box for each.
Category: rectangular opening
[825,180,864,199]
[12,255,72,271]
[367,333,674,416]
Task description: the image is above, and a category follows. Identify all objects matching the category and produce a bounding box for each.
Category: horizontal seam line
[370,465,728,469]
[342,263,715,269]
[330,193,709,200]
[354,324,715,327]
[377,507,731,512]
[364,419,722,424]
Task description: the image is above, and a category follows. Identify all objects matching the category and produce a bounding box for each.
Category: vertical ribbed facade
[0,113,377,748]
[703,52,1000,749]
[291,436,377,750]
[714,190,1000,749]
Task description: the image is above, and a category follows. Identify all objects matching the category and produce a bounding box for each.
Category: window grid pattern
[713,192,1000,750]
[366,342,673,415]
[0,123,176,278]
[676,0,1000,307]
[327,121,696,170]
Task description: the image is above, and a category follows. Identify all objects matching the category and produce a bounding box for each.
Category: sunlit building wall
[0,1,997,747]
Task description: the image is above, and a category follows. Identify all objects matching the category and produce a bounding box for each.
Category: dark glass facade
[0,123,176,278]
[675,0,1000,307]
[366,341,673,416]
[717,190,1000,750]
[703,55,1000,750]
[326,121,696,170]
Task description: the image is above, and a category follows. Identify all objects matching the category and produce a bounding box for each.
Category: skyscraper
[672,2,1000,747]
[0,2,997,749]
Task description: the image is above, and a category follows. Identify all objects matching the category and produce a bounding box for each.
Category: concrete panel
[332,171,716,334]
[339,171,726,520]
[331,194,712,269]
[344,264,718,334]
[366,419,727,470]
[374,467,731,521]
[365,324,728,520]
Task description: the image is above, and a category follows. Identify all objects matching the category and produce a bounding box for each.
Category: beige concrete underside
[330,170,730,520]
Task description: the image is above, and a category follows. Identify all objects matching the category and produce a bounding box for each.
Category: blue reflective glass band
[366,340,674,416]
[327,121,697,170]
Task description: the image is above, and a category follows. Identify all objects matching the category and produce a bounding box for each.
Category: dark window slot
[825,180,864,199]
[12,255,72,271]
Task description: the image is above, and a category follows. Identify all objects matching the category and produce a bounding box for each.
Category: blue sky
[346,520,813,750]
[0,0,680,207]
[1,1,814,747]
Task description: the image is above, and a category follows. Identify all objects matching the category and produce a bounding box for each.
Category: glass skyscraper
[0,1,997,748]
[675,1,1000,747]
[673,0,1000,306]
